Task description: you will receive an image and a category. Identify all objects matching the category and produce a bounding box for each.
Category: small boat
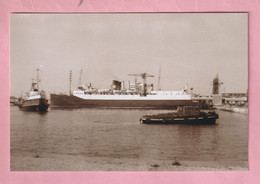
[10,96,18,104]
[19,69,49,112]
[140,105,218,125]
[13,97,23,106]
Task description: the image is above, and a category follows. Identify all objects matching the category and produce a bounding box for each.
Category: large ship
[19,69,49,112]
[50,72,193,109]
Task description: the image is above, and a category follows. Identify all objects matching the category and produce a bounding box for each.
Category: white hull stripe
[73,94,191,100]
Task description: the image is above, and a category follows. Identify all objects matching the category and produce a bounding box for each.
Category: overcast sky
[10,13,248,97]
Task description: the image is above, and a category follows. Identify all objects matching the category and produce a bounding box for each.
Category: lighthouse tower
[212,74,222,94]
[212,74,223,106]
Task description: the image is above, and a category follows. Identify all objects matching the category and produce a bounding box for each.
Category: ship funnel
[112,80,121,90]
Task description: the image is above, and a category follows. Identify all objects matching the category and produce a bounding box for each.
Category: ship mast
[78,68,82,86]
[69,70,72,95]
[158,66,161,91]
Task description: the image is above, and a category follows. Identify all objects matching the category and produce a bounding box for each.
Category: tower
[212,74,223,106]
[212,74,223,95]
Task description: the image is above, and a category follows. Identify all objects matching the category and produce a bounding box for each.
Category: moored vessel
[19,69,49,112]
[50,72,193,109]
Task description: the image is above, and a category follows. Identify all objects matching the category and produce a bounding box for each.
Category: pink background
[0,0,259,183]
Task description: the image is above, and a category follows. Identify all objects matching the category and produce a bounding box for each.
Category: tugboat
[19,69,49,112]
[140,105,218,125]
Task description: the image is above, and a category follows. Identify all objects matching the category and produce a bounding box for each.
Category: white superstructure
[72,90,191,100]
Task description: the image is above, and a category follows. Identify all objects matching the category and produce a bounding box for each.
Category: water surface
[10,106,248,171]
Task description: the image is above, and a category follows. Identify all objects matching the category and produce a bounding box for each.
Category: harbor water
[10,105,248,171]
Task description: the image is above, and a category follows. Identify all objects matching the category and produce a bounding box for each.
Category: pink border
[1,0,259,183]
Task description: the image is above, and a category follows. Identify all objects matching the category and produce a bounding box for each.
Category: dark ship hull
[19,98,49,112]
[50,94,193,109]
[140,113,218,125]
[140,105,219,125]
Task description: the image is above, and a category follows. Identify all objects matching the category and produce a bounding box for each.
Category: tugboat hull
[140,105,219,125]
[140,114,218,125]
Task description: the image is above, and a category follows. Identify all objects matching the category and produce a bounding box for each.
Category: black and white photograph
[10,13,248,171]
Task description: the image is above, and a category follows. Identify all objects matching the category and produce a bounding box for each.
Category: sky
[10,13,248,97]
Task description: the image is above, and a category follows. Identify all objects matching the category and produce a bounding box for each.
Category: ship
[140,105,219,124]
[50,72,193,109]
[19,69,49,112]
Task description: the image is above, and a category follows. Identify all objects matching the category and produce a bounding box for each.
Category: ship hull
[19,98,49,112]
[50,94,193,109]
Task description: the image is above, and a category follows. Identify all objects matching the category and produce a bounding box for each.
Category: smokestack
[112,80,121,90]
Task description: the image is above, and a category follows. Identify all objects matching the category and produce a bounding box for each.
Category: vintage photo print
[10,13,248,171]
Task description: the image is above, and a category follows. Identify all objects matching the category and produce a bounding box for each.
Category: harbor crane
[128,73,154,96]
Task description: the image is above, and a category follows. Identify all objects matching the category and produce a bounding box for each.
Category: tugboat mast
[36,68,40,90]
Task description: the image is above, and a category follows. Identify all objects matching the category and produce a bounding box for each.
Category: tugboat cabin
[176,106,200,117]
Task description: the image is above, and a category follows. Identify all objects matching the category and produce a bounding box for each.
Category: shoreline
[214,105,248,114]
[11,154,248,171]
